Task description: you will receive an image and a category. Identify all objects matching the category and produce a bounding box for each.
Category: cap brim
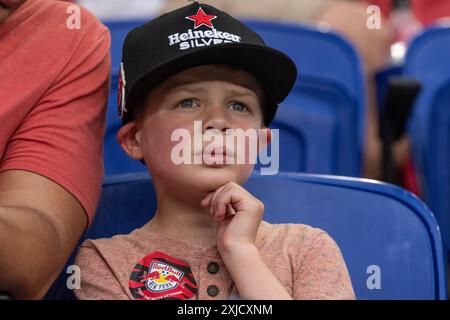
[125,43,298,123]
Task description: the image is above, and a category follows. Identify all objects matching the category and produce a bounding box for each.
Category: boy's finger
[219,204,236,221]
[218,205,238,222]
[216,188,246,217]
[210,183,229,212]
[200,192,213,207]
[214,188,237,219]
[226,204,236,216]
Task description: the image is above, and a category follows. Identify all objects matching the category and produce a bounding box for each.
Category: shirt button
[207,285,219,297]
[207,262,220,274]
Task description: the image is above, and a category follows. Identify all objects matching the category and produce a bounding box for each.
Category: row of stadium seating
[45,172,446,299]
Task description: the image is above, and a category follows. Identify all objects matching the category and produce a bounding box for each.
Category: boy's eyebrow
[225,88,259,99]
[168,84,204,94]
[167,82,259,98]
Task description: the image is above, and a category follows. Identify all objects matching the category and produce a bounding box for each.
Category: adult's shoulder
[10,0,110,58]
[40,0,108,35]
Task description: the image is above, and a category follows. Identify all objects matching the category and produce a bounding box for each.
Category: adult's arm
[0,170,87,299]
[0,1,111,299]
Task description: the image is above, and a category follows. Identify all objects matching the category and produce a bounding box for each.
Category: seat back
[405,25,450,250]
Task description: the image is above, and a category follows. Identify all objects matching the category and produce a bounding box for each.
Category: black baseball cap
[118,1,298,125]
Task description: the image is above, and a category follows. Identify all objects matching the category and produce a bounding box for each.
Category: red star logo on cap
[186,7,217,29]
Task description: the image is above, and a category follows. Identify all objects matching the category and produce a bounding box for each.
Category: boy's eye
[177,99,199,109]
[228,102,248,112]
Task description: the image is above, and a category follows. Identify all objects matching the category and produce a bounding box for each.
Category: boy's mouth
[210,148,232,157]
[196,146,235,167]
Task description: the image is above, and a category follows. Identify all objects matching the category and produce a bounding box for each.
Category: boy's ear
[116,122,145,161]
[258,127,272,152]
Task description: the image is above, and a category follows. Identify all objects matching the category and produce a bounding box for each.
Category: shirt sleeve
[0,9,111,224]
[74,241,129,300]
[293,231,355,300]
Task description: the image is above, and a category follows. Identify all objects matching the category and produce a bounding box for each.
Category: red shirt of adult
[0,0,111,224]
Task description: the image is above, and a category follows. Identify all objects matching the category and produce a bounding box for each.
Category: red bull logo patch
[129,251,197,300]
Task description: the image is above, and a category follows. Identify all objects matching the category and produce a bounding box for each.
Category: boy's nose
[202,107,231,133]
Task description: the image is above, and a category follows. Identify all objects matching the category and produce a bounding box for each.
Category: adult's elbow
[0,213,65,299]
[0,268,51,300]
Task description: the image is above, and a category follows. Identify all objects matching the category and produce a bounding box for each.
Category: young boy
[75,1,355,300]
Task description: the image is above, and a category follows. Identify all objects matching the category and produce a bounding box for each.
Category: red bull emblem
[129,251,197,300]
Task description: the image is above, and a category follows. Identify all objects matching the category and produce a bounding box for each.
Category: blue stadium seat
[103,20,149,175]
[103,19,365,176]
[107,20,147,71]
[245,19,365,176]
[45,172,446,300]
[405,25,450,251]
[104,73,146,175]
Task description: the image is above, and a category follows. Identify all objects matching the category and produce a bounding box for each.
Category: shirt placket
[196,246,229,300]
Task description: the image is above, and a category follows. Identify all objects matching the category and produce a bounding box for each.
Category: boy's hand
[200,182,292,300]
[200,182,264,256]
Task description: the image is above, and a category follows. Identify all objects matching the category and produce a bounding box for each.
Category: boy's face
[119,64,269,194]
